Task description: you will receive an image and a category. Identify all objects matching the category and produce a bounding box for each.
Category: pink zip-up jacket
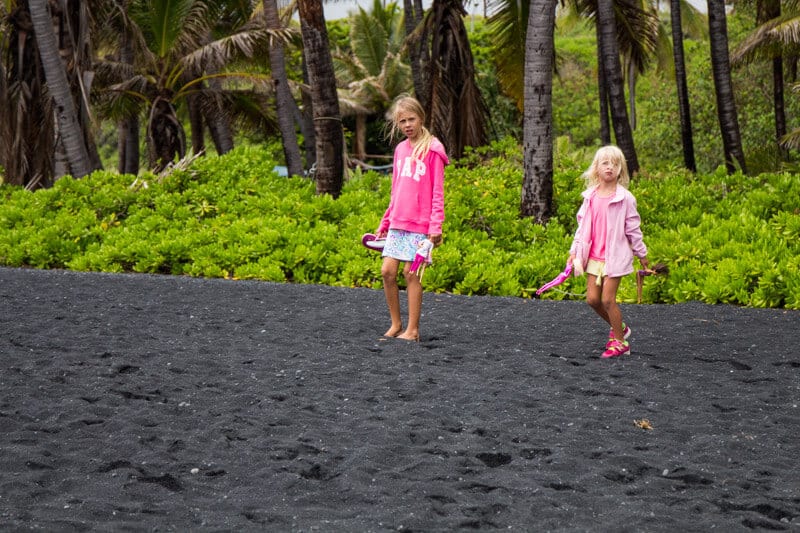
[378,137,448,235]
[569,184,647,278]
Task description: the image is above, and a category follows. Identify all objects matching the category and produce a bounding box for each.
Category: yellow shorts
[586,259,606,286]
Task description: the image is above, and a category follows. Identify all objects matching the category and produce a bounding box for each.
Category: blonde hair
[387,94,434,162]
[582,145,630,188]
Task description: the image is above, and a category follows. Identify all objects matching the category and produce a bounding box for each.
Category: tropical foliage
[1,142,798,308]
[91,0,280,172]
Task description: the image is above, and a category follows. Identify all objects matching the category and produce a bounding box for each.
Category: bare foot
[383,326,402,338]
[397,330,419,342]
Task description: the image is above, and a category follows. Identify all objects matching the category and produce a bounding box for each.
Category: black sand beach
[1,266,799,531]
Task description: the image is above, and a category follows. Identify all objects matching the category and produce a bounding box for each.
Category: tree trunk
[772,57,787,159]
[263,0,304,177]
[520,0,556,223]
[1,4,55,188]
[299,57,317,169]
[595,22,611,145]
[627,59,636,130]
[596,0,639,174]
[759,0,786,160]
[404,0,427,108]
[426,0,488,160]
[297,0,345,197]
[147,98,186,172]
[206,77,235,155]
[670,0,696,172]
[28,0,94,179]
[707,0,747,174]
[354,113,367,162]
[117,3,140,176]
[187,90,206,155]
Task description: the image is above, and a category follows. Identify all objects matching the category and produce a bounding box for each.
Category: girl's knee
[586,295,602,309]
[381,265,398,282]
[601,297,618,311]
[403,270,419,284]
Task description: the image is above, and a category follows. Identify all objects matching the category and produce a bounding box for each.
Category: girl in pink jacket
[376,95,448,342]
[568,145,649,358]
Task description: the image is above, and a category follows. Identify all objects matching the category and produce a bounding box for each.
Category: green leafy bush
[1,143,798,309]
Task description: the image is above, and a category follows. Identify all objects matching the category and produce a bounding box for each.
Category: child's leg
[600,276,625,341]
[398,266,422,341]
[381,257,403,337]
[585,274,611,324]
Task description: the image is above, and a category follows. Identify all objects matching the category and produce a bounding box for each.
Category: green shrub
[1,143,798,309]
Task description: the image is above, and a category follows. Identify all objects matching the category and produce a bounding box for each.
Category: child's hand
[429,234,442,247]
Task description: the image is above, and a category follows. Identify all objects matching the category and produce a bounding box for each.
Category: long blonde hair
[582,145,630,188]
[387,94,434,161]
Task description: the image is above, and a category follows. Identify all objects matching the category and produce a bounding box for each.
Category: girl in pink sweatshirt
[376,95,449,342]
[568,145,649,358]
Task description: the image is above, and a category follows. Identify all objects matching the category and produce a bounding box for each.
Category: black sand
[1,267,799,531]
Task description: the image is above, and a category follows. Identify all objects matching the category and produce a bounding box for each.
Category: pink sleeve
[427,153,446,234]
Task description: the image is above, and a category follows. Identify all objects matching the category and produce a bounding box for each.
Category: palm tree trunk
[627,59,636,131]
[426,0,488,160]
[28,0,94,179]
[670,0,696,172]
[707,0,747,174]
[520,0,556,223]
[298,0,345,197]
[759,0,787,160]
[596,0,639,173]
[595,23,611,146]
[263,0,304,177]
[206,77,235,155]
[299,58,317,168]
[404,0,427,108]
[772,57,787,159]
[117,5,140,176]
[187,91,206,155]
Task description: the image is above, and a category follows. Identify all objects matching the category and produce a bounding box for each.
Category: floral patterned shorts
[382,229,429,262]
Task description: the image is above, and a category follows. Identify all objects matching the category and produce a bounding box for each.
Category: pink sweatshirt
[378,137,448,235]
[569,184,647,278]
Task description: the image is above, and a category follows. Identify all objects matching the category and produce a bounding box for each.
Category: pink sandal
[601,339,630,358]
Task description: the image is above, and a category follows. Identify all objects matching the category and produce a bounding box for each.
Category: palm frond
[486,0,526,109]
[182,28,284,72]
[380,53,413,101]
[779,124,800,150]
[351,7,391,76]
[679,0,707,40]
[614,0,659,74]
[731,15,800,66]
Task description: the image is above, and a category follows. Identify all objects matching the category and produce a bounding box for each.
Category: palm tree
[298,0,345,197]
[116,0,141,175]
[1,0,102,187]
[670,0,696,171]
[596,0,639,173]
[424,0,489,160]
[1,1,56,188]
[333,0,412,161]
[263,0,304,177]
[28,0,96,179]
[403,0,427,106]
[707,0,747,174]
[521,0,557,223]
[731,0,788,159]
[93,0,279,172]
